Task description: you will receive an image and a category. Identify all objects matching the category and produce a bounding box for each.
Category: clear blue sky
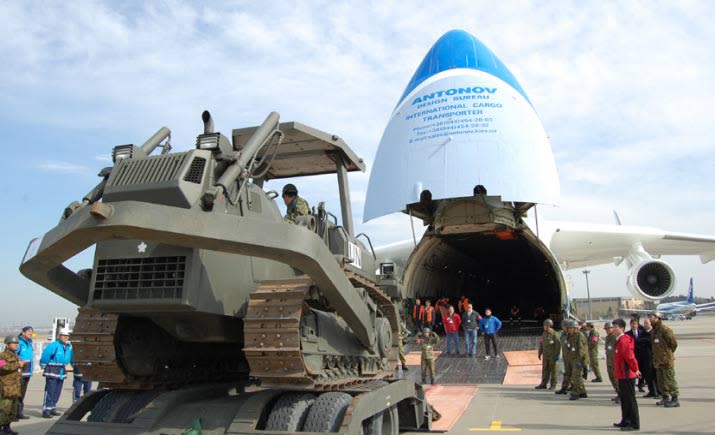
[1,1,714,326]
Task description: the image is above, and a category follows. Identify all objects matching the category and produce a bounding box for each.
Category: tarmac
[10,314,715,434]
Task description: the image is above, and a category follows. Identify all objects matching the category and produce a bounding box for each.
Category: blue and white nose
[364,29,559,222]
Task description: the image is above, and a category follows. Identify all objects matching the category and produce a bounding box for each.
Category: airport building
[572,297,621,320]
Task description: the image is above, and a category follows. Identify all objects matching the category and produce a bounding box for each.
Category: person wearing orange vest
[424,300,436,329]
[412,299,425,334]
[435,297,449,334]
[460,296,470,314]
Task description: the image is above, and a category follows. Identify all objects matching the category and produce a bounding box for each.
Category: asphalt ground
[11,314,715,434]
[415,313,715,434]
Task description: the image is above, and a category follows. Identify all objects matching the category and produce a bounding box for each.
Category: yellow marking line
[470,420,522,432]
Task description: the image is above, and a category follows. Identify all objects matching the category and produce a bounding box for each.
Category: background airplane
[626,278,715,319]
[365,30,715,322]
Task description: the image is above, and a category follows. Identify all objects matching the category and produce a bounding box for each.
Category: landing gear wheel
[264,392,316,432]
[303,392,353,432]
[362,405,399,435]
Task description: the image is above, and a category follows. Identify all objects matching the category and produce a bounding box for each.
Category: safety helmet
[4,335,19,344]
[58,327,71,336]
[282,183,298,196]
[543,319,553,327]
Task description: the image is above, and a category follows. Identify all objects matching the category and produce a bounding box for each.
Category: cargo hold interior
[403,230,564,325]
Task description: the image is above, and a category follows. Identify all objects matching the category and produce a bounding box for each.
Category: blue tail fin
[687,277,694,304]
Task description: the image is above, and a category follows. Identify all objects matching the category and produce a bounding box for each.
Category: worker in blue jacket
[39,328,73,418]
[16,326,34,419]
[479,307,503,360]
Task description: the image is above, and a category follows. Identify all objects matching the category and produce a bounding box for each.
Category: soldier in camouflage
[586,322,603,382]
[398,320,409,372]
[555,320,573,395]
[536,319,561,390]
[1,335,25,435]
[648,312,680,408]
[281,183,310,223]
[418,327,439,385]
[579,320,590,380]
[603,321,620,403]
[566,321,589,400]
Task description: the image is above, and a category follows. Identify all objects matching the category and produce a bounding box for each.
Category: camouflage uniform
[0,348,22,426]
[398,323,408,369]
[283,196,310,223]
[556,330,572,393]
[420,332,440,384]
[652,321,679,400]
[587,328,602,380]
[567,329,588,399]
[605,333,619,394]
[537,329,561,389]
[579,325,590,379]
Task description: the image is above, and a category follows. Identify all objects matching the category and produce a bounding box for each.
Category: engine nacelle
[626,260,675,301]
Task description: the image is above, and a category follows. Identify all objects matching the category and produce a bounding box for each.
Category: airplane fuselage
[657,302,697,318]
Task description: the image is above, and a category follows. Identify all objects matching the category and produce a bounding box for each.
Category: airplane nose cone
[398,29,530,106]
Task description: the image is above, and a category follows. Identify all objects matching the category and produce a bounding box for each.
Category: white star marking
[137,241,147,253]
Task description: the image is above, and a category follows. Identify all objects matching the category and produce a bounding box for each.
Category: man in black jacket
[626,316,647,393]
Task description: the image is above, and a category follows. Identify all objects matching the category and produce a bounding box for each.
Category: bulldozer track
[346,271,400,368]
[73,273,400,391]
[72,307,132,387]
[243,274,399,390]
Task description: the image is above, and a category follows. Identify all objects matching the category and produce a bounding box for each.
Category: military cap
[423,327,431,333]
[603,321,612,328]
[647,311,662,319]
[4,335,19,344]
[282,183,298,195]
[543,319,553,327]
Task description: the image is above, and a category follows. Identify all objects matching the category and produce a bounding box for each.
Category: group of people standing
[0,326,92,433]
[535,311,680,432]
[412,298,503,359]
[411,299,503,386]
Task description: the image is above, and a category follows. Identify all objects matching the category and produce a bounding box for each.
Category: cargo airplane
[365,30,715,322]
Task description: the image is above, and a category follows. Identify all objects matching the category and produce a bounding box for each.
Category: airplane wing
[549,222,715,269]
[696,302,715,310]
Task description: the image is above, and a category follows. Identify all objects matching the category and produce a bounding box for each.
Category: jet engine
[626,259,675,301]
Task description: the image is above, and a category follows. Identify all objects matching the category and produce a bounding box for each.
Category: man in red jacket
[612,318,641,432]
[444,305,462,355]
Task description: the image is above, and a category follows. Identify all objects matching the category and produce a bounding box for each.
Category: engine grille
[183,157,206,184]
[93,256,186,300]
[111,153,189,187]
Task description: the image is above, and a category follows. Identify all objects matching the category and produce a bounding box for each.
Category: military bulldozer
[20,111,434,434]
